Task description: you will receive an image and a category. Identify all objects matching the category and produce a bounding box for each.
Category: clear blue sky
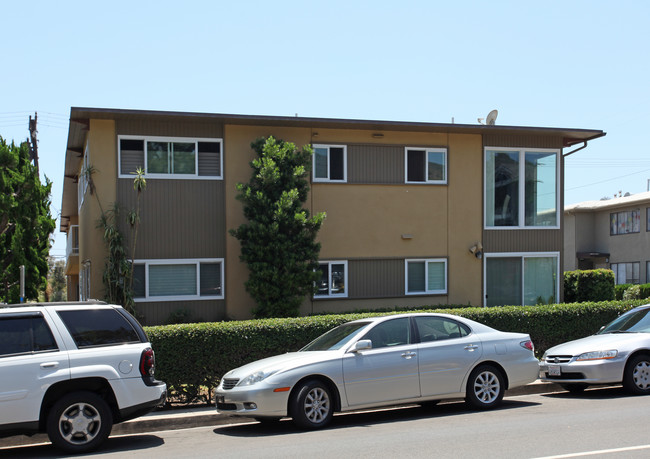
[2,1,649,259]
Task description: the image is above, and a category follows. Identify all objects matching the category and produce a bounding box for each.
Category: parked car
[215,313,539,429]
[0,301,166,453]
[540,304,650,394]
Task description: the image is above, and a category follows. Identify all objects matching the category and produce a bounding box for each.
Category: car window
[414,316,470,343]
[57,309,141,348]
[0,316,58,357]
[600,308,650,334]
[301,322,370,351]
[363,317,410,349]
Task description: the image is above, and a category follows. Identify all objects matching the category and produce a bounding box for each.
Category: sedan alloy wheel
[466,365,505,409]
[290,380,334,429]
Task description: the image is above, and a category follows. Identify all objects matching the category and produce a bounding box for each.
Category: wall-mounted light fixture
[401,234,413,240]
[469,242,483,259]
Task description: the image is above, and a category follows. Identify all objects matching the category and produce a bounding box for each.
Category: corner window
[77,144,90,210]
[405,148,447,184]
[313,144,346,182]
[485,148,559,228]
[405,259,447,295]
[485,253,558,306]
[133,259,224,301]
[119,136,223,179]
[610,210,640,235]
[315,261,347,297]
[611,262,640,284]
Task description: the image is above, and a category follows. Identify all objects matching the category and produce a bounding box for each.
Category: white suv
[0,301,166,453]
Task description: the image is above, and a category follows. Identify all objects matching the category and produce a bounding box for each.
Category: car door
[414,316,482,397]
[0,312,70,426]
[343,317,420,407]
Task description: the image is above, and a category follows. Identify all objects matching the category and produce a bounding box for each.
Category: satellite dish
[486,109,498,125]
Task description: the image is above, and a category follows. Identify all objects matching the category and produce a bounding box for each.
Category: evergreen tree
[231,137,325,318]
[0,137,55,303]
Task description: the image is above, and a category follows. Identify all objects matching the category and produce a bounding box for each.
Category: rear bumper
[117,382,167,423]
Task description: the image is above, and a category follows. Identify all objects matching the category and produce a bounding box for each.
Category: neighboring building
[564,191,650,284]
[60,107,604,324]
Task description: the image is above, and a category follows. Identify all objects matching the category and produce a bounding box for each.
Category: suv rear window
[0,315,58,356]
[57,309,141,348]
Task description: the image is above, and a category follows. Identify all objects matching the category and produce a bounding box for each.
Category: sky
[2,1,649,260]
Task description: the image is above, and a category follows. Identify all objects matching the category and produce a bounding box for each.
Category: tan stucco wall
[78,119,117,301]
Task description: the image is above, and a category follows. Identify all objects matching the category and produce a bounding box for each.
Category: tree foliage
[230,137,326,318]
[0,137,55,303]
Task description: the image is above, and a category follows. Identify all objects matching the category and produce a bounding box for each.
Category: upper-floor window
[313,144,346,182]
[485,147,559,229]
[610,210,640,235]
[315,261,347,298]
[118,136,222,179]
[405,258,447,295]
[405,147,447,184]
[77,144,90,210]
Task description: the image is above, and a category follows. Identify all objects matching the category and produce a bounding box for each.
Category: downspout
[563,141,588,157]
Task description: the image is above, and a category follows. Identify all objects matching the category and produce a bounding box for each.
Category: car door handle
[40,362,59,369]
[401,352,417,359]
[464,345,479,352]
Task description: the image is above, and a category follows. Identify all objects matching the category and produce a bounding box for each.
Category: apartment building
[61,107,604,324]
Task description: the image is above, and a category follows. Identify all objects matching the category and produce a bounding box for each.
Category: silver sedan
[215,313,539,429]
[540,304,650,394]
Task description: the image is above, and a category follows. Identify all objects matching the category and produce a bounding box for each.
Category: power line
[566,168,650,191]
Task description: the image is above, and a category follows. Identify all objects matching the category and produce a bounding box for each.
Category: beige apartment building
[61,108,604,325]
[565,191,650,284]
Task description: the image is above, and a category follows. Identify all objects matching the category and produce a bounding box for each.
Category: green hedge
[564,269,614,302]
[145,300,648,405]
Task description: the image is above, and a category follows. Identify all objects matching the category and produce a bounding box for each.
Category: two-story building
[564,191,650,284]
[60,107,604,324]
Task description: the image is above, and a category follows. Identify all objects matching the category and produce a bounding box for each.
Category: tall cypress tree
[0,137,55,303]
[231,137,325,318]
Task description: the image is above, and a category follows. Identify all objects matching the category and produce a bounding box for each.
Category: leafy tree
[231,137,326,318]
[0,137,55,303]
[46,258,67,301]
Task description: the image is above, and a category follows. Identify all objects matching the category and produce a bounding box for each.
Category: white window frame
[405,258,448,295]
[312,144,347,183]
[404,147,448,185]
[611,262,640,285]
[483,252,560,307]
[484,147,560,230]
[78,143,90,210]
[133,258,225,302]
[118,135,223,180]
[314,260,348,298]
[79,260,91,301]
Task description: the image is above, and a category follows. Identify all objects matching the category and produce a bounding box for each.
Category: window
[77,144,90,210]
[405,148,447,184]
[315,261,347,297]
[313,144,346,182]
[610,210,640,235]
[80,261,91,301]
[611,262,640,284]
[405,259,447,295]
[118,136,223,179]
[485,148,559,228]
[647,208,650,232]
[485,253,559,306]
[0,315,58,357]
[132,259,224,301]
[414,316,470,343]
[362,317,411,348]
[57,309,140,348]
[647,261,650,283]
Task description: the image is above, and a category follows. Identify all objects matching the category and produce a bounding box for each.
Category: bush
[623,285,641,300]
[563,269,614,302]
[615,284,632,300]
[145,299,648,406]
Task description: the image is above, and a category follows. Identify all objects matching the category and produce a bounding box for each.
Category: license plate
[548,365,561,376]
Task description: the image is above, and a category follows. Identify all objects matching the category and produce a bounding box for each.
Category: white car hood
[223,351,338,379]
[545,333,645,356]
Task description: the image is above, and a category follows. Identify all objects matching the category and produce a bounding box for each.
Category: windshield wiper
[603,330,636,334]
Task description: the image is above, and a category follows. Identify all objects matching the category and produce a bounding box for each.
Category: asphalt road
[3,387,650,459]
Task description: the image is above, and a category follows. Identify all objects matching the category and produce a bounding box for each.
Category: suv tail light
[140,348,155,377]
[520,340,534,352]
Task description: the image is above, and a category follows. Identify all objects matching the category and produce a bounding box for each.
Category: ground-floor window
[485,253,558,306]
[405,259,447,295]
[611,262,639,284]
[315,261,347,297]
[133,258,224,301]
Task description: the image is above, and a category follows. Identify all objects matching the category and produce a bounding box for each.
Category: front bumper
[214,382,291,418]
[539,358,625,384]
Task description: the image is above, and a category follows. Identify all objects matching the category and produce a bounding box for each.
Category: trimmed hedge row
[563,269,615,302]
[145,300,649,405]
[615,283,650,300]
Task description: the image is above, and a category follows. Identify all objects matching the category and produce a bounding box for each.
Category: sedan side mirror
[352,339,372,352]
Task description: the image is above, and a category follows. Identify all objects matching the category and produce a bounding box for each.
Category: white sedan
[215,313,539,429]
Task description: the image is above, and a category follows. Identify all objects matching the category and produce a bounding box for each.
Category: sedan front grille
[544,355,573,364]
[222,378,239,390]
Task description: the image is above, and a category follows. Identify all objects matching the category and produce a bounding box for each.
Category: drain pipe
[563,141,588,157]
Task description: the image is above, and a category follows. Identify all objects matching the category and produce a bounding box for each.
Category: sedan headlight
[237,370,278,386]
[576,350,618,361]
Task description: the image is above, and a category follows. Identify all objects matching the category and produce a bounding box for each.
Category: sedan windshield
[599,308,650,334]
[301,322,371,351]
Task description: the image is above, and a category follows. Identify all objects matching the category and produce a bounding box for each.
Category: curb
[0,380,562,449]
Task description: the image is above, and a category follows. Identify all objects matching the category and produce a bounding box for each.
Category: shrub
[563,269,614,302]
[623,285,641,300]
[615,284,632,300]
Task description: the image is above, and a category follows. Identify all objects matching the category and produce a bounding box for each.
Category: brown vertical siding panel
[120,149,144,174]
[198,150,221,176]
[483,230,562,253]
[117,180,225,259]
[348,145,403,184]
[483,134,563,149]
[349,259,404,298]
[137,300,226,326]
[116,117,224,139]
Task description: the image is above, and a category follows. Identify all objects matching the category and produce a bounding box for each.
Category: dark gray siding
[346,259,404,298]
[116,118,224,139]
[117,179,225,259]
[483,229,562,253]
[136,300,225,326]
[348,145,404,184]
[120,148,144,175]
[483,134,563,149]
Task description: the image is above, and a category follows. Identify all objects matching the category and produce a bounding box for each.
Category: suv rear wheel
[46,391,113,453]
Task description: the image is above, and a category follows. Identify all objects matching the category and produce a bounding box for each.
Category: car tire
[466,364,505,409]
[560,383,588,394]
[623,354,650,395]
[290,380,333,429]
[46,391,113,453]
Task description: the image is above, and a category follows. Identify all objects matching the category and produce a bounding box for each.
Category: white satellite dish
[486,109,498,125]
